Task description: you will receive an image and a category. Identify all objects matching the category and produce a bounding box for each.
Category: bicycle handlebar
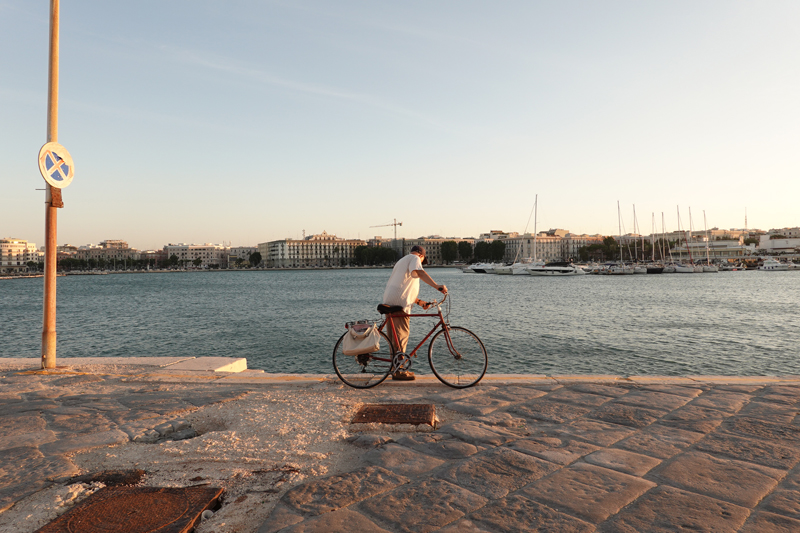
[429,292,449,308]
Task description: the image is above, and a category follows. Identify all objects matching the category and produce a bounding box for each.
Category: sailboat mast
[678,206,693,264]
[663,212,672,262]
[533,194,538,262]
[688,207,695,265]
[514,197,537,264]
[651,213,656,262]
[633,205,638,262]
[704,210,711,264]
[617,201,622,262]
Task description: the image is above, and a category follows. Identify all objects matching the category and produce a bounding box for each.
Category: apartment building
[767,227,800,239]
[500,232,564,263]
[164,243,228,268]
[0,238,42,273]
[562,234,606,261]
[227,246,258,266]
[76,241,139,264]
[259,231,366,268]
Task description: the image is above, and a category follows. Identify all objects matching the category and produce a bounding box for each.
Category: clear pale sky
[2,1,798,250]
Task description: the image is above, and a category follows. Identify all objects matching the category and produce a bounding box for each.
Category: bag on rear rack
[342,323,381,355]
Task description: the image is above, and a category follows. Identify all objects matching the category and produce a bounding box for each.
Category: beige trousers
[388,312,410,354]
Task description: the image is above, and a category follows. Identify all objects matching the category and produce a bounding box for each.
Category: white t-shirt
[382,254,424,313]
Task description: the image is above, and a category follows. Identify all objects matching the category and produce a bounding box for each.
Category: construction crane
[370,219,403,241]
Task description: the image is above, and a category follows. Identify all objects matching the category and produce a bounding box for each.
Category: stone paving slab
[613,423,706,459]
[510,435,601,465]
[651,450,784,507]
[280,466,407,516]
[364,444,445,476]
[359,479,487,533]
[436,447,559,500]
[738,510,800,533]
[468,494,594,533]
[522,462,656,523]
[597,485,750,532]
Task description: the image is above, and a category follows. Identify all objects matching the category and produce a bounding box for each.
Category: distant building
[670,238,755,261]
[228,246,258,267]
[398,236,475,265]
[562,234,606,261]
[766,227,800,239]
[76,242,139,266]
[500,232,563,263]
[163,243,228,268]
[99,239,129,249]
[758,235,800,255]
[0,238,42,273]
[259,231,366,268]
[57,244,79,254]
[139,249,167,267]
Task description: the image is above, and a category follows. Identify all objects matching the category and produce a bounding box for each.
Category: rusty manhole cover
[352,404,436,426]
[36,486,223,533]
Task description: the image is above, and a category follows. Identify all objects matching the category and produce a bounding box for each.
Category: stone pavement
[0,359,250,513]
[258,376,800,533]
[3,358,800,532]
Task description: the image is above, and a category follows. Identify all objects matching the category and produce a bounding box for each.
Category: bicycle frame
[375,296,454,366]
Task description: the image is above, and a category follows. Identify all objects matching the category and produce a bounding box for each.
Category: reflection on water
[2,268,798,375]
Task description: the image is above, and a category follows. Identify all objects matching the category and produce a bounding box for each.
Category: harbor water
[2,268,798,376]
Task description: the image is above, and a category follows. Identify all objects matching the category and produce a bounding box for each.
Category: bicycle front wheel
[333,330,394,389]
[428,326,487,388]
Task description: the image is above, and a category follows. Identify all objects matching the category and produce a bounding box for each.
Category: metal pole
[42,0,60,369]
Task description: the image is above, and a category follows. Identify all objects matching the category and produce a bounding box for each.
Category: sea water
[2,268,798,376]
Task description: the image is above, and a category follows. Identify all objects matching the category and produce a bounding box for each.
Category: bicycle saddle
[377,304,404,314]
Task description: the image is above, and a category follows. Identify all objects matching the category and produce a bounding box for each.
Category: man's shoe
[392,370,415,381]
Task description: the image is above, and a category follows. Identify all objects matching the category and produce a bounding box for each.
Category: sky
[2,1,799,250]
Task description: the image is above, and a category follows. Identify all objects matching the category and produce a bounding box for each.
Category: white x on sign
[38,142,75,189]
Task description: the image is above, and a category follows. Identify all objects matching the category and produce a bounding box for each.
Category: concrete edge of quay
[3,357,800,386]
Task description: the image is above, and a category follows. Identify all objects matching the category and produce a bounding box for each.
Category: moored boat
[759,257,790,271]
[528,262,586,276]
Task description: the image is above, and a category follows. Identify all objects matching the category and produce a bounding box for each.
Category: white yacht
[511,259,543,275]
[607,264,634,275]
[494,264,513,275]
[759,258,790,271]
[528,262,587,276]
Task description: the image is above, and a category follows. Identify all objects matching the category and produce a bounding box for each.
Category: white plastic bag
[342,323,381,356]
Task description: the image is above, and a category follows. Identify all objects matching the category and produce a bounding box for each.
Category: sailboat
[515,195,545,274]
[631,206,647,274]
[661,212,676,273]
[674,207,695,273]
[502,196,542,275]
[702,210,719,272]
[647,212,664,274]
[688,208,704,272]
[607,201,634,274]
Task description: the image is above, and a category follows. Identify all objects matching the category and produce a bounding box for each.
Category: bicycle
[333,293,487,389]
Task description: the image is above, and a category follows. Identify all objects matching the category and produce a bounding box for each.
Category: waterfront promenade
[2,358,800,532]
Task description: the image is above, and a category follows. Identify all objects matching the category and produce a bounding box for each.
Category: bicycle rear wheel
[428,326,487,388]
[333,330,394,388]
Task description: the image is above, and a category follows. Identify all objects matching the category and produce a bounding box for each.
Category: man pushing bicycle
[381,245,447,381]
